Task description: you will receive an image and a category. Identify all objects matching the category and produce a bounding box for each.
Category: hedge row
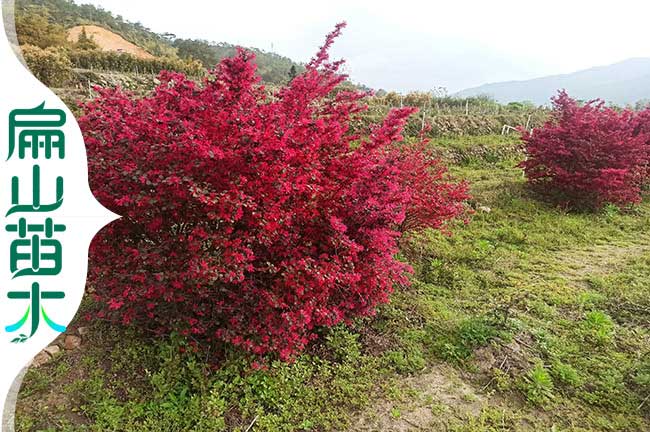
[67,49,204,76]
[356,112,547,138]
[21,44,72,87]
[21,45,204,86]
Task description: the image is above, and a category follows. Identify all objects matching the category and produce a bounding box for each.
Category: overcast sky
[77,0,650,93]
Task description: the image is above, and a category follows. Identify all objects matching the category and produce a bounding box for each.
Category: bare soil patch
[67,25,155,59]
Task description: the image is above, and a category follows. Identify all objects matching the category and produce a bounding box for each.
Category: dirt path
[352,364,487,431]
[554,234,650,284]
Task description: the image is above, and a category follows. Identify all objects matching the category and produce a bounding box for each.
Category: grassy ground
[15,135,650,431]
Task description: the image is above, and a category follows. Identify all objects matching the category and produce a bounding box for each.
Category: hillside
[172,38,304,83]
[455,58,650,106]
[16,0,303,84]
[67,25,154,59]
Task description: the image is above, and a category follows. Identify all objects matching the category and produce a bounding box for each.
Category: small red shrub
[81,24,469,359]
[520,91,649,208]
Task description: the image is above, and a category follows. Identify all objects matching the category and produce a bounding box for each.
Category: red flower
[108,299,124,310]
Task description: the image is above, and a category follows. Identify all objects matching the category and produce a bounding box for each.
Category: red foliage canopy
[520,91,649,208]
[81,24,469,359]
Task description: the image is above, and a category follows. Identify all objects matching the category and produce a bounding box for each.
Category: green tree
[74,26,99,50]
[173,38,220,68]
[14,7,68,49]
[288,64,297,80]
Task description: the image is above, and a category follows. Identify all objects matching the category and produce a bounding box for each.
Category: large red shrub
[520,91,649,208]
[81,24,469,359]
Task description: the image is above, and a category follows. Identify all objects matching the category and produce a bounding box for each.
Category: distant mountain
[455,58,650,106]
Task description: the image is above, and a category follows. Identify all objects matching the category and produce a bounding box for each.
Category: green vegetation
[15,0,304,84]
[172,38,304,83]
[13,4,204,78]
[66,49,203,76]
[14,5,68,48]
[15,0,176,56]
[20,44,72,86]
[364,95,547,137]
[16,135,650,431]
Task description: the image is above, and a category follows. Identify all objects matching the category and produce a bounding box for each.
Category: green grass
[15,135,650,431]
